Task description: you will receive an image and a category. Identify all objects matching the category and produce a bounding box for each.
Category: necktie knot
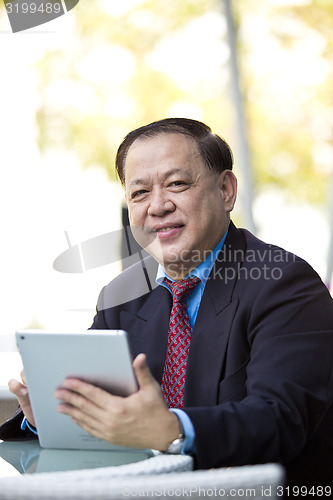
[164,276,200,303]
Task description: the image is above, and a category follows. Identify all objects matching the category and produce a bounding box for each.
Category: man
[1,118,333,488]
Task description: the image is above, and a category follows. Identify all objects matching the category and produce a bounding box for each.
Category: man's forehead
[124,133,201,185]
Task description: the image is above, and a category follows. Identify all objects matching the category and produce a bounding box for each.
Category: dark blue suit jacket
[91,222,333,486]
[1,222,333,487]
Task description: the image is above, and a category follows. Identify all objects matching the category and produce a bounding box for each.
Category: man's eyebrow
[128,168,189,188]
[128,178,147,188]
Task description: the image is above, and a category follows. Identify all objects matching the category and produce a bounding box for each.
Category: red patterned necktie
[161,276,200,408]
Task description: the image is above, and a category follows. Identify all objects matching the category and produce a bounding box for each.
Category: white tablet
[16,329,138,450]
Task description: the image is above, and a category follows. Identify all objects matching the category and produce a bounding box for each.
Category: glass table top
[0,440,154,478]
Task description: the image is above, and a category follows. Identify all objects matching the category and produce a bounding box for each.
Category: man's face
[124,133,236,279]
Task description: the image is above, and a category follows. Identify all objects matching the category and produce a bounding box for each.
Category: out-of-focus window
[0,0,332,362]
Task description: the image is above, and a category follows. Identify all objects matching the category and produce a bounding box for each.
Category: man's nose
[147,191,175,216]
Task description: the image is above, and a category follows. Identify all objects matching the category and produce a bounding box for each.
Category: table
[0,441,199,499]
[0,441,286,500]
[0,440,155,477]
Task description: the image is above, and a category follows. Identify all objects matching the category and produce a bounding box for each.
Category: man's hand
[54,353,181,451]
[8,369,36,428]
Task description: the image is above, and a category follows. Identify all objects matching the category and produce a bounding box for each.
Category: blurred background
[0,0,332,369]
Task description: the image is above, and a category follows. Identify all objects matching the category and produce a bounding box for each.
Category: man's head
[117,118,237,279]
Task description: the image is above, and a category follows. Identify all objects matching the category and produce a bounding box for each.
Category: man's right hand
[8,369,36,428]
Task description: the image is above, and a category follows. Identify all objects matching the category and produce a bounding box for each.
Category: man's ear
[219,170,237,213]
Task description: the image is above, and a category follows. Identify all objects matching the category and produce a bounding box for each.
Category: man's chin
[139,240,195,277]
[159,250,194,279]
[163,261,193,280]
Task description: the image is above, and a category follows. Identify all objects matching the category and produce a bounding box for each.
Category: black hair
[115,117,233,185]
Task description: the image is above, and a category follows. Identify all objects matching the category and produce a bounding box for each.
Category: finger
[55,388,97,413]
[133,353,155,390]
[8,378,36,428]
[57,401,88,420]
[57,403,100,431]
[70,418,110,443]
[8,378,28,397]
[57,402,106,438]
[64,379,107,401]
[55,381,115,411]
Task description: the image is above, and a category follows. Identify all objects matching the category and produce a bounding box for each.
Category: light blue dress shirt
[156,227,229,454]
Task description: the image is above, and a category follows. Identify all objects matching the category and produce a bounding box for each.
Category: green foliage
[4,0,331,204]
[35,0,229,181]
[235,0,333,203]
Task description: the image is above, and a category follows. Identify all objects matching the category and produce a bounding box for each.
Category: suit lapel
[120,285,171,383]
[119,222,247,403]
[184,222,246,406]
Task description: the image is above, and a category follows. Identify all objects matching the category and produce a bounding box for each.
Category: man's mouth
[154,224,183,233]
[156,226,180,232]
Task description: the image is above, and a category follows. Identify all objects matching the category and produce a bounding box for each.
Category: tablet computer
[16,329,138,450]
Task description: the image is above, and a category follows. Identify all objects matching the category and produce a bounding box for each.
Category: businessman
[2,118,333,488]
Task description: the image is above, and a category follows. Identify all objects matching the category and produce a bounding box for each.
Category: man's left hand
[54,353,181,451]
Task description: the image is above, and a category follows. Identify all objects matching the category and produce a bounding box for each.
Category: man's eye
[131,190,147,199]
[170,181,185,187]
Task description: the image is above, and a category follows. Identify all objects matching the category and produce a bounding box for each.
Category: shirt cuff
[21,416,38,436]
[170,408,196,455]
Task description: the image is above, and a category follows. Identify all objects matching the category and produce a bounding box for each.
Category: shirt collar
[156,225,229,286]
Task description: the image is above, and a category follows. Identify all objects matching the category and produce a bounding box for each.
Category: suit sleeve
[89,286,109,329]
[0,407,38,441]
[184,259,333,470]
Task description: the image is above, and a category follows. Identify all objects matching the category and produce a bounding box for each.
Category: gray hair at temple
[115,117,234,185]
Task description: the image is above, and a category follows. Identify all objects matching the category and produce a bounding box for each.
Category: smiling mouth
[154,225,183,233]
[156,226,181,232]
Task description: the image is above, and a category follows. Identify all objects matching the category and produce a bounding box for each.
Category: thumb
[133,353,155,390]
[8,378,28,397]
